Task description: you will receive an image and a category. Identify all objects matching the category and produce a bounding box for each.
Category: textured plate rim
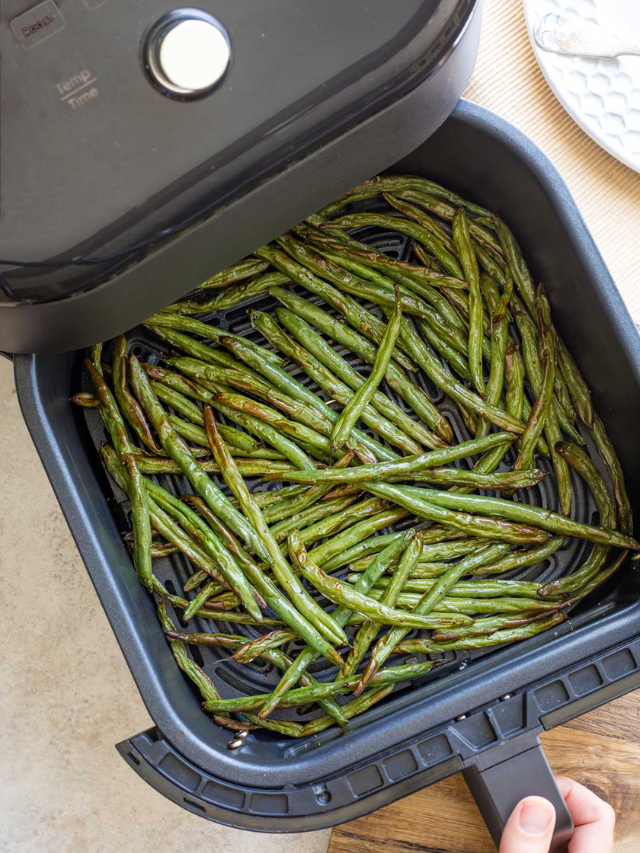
[523,0,640,174]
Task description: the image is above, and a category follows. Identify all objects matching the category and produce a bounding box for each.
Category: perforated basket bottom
[79,203,616,743]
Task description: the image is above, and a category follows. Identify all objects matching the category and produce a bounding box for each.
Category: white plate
[523,0,640,172]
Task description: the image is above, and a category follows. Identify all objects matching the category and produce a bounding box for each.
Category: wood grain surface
[327,692,640,853]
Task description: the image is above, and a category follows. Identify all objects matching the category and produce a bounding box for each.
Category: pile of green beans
[76,174,636,739]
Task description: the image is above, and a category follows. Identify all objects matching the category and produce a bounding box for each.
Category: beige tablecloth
[464,0,640,322]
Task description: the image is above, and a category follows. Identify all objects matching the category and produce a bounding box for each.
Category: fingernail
[518,798,555,836]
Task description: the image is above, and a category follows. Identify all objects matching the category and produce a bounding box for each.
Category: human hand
[499,776,615,853]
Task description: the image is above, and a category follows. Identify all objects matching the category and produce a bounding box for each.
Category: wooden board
[328,692,640,853]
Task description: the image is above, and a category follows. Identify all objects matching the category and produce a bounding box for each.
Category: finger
[499,796,556,853]
[555,777,615,853]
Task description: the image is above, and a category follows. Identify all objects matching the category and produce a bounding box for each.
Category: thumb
[499,796,556,853]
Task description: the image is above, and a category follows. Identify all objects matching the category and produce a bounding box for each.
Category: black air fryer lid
[0,0,478,352]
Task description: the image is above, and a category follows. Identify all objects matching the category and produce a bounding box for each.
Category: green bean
[320,526,464,573]
[431,611,557,641]
[169,271,289,314]
[505,342,525,420]
[112,336,163,454]
[248,312,419,457]
[204,407,348,651]
[270,287,451,443]
[538,441,617,596]
[146,312,285,367]
[515,285,556,472]
[319,175,490,219]
[146,378,270,454]
[263,432,514,485]
[392,189,504,256]
[290,532,468,629]
[158,603,221,703]
[219,330,397,463]
[409,487,638,549]
[263,533,417,719]
[557,338,594,428]
[269,493,359,544]
[384,193,456,251]
[494,217,536,315]
[135,457,295,476]
[348,538,499,573]
[144,480,266,617]
[452,208,484,393]
[197,258,270,290]
[475,276,509,440]
[70,392,100,408]
[331,285,402,453]
[128,356,271,559]
[122,455,153,590]
[364,572,554,599]
[231,629,298,663]
[293,496,385,550]
[211,397,321,468]
[462,536,565,578]
[299,227,467,288]
[591,413,633,535]
[204,660,433,715]
[359,543,512,690]
[298,685,395,737]
[397,317,525,433]
[514,301,573,513]
[327,211,467,279]
[213,390,334,463]
[274,305,446,450]
[307,505,408,566]
[366,482,550,545]
[394,613,567,653]
[342,535,424,678]
[260,240,417,371]
[183,581,224,620]
[147,324,265,374]
[164,630,246,650]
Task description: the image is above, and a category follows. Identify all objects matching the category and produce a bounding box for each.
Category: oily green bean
[258,530,417,718]
[197,258,270,290]
[248,311,418,456]
[265,432,514,485]
[359,543,511,690]
[307,506,408,566]
[394,612,567,653]
[219,330,397,463]
[122,455,153,590]
[290,532,469,629]
[204,407,348,650]
[557,338,594,428]
[331,285,403,453]
[366,482,551,546]
[591,413,633,535]
[271,287,451,443]
[129,355,271,559]
[515,285,556,471]
[408,487,639,550]
[342,535,424,678]
[318,175,490,219]
[274,305,446,450]
[146,312,285,367]
[452,208,484,393]
[112,335,163,454]
[260,240,417,371]
[169,271,289,314]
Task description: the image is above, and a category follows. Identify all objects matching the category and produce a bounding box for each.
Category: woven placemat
[464,0,640,323]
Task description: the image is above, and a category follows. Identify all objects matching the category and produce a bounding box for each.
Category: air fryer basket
[15,101,640,844]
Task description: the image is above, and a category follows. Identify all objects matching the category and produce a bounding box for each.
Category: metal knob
[145,10,230,99]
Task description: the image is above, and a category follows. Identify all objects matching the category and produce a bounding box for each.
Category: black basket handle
[463,733,573,852]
